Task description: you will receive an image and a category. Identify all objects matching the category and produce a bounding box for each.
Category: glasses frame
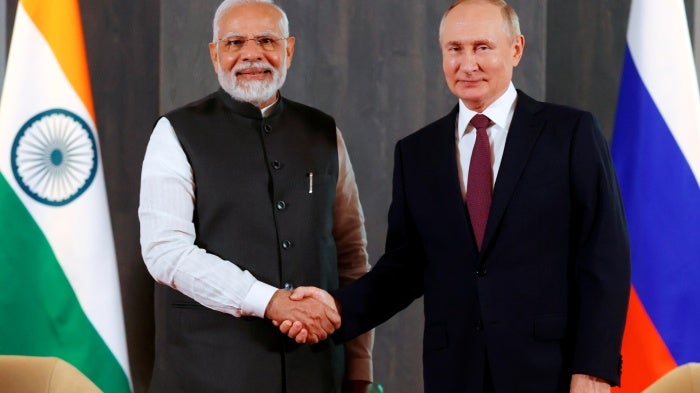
[215,35,289,53]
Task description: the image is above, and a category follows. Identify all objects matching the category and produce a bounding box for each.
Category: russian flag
[611,0,700,391]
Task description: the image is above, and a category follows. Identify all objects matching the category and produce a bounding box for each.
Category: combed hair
[212,0,290,41]
[439,0,521,40]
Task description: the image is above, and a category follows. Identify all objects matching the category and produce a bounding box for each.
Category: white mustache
[232,61,274,76]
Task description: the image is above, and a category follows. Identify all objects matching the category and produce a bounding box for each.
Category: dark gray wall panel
[279,0,453,290]
[79,1,160,392]
[160,0,220,113]
[4,0,15,50]
[1,0,5,93]
[546,0,631,138]
[510,0,547,100]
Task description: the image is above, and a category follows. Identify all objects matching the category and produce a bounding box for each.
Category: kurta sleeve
[333,128,374,382]
[139,117,278,319]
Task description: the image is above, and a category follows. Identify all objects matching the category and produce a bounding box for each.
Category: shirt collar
[458,82,517,136]
[261,93,280,118]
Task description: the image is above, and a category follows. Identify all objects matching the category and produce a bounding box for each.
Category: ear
[511,34,525,67]
[284,36,296,70]
[209,41,220,74]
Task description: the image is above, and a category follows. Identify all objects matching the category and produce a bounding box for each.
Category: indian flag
[0,1,131,392]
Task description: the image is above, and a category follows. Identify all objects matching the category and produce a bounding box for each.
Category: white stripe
[627,0,700,184]
[0,5,130,378]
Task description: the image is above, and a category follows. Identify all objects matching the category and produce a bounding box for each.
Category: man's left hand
[570,374,610,393]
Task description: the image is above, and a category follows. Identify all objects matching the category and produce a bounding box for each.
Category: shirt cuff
[240,280,278,318]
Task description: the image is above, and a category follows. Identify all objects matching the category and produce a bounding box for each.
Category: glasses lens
[218,36,284,52]
[257,37,277,51]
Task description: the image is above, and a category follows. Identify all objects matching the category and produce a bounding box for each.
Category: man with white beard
[138,1,373,392]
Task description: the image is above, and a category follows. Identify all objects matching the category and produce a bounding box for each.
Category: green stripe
[0,173,130,393]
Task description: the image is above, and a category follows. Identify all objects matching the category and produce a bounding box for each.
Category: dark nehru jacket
[149,89,344,393]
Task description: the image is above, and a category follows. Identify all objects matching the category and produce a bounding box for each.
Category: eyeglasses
[216,35,288,53]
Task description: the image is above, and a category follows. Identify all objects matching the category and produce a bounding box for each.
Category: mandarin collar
[216,88,285,119]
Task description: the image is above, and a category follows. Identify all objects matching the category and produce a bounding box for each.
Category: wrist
[264,289,284,320]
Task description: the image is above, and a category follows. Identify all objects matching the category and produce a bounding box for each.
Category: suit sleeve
[333,140,425,342]
[569,112,631,386]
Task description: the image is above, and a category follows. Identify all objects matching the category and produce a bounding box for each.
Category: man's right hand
[265,289,340,344]
[275,286,340,344]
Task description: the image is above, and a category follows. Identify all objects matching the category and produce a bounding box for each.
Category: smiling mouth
[457,80,486,88]
[236,68,271,77]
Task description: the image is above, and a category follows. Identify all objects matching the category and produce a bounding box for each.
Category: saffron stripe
[19,0,95,120]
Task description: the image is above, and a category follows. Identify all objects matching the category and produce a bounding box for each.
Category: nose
[239,39,264,62]
[461,50,479,73]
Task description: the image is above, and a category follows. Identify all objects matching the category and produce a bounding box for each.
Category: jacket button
[283,282,293,290]
[271,160,282,170]
[281,240,292,249]
[474,320,483,332]
[276,201,287,210]
[264,124,272,134]
[476,268,487,278]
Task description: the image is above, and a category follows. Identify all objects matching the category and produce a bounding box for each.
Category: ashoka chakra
[11,109,98,206]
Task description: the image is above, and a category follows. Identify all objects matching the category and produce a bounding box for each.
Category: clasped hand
[265,286,337,344]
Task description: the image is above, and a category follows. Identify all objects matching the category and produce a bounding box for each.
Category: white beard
[218,59,287,106]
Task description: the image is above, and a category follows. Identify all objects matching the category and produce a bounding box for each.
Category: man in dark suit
[277,0,630,392]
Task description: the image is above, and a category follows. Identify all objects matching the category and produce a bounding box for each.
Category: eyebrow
[473,39,495,46]
[444,40,464,47]
[444,39,495,47]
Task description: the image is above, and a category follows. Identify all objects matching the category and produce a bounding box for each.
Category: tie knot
[470,114,490,130]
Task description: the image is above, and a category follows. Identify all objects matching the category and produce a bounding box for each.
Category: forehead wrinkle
[220,30,282,39]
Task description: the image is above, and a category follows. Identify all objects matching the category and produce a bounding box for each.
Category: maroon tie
[467,114,492,251]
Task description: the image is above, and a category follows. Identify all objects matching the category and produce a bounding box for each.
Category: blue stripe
[612,46,700,365]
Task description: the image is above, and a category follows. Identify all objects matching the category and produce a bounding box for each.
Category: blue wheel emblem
[11,109,98,206]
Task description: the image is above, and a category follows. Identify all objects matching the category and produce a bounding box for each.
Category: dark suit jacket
[334,91,630,393]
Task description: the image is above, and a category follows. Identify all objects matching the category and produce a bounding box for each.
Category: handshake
[265,286,340,344]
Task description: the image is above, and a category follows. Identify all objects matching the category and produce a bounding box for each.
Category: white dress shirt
[456,83,518,198]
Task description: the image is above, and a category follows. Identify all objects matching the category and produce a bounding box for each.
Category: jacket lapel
[433,105,470,217]
[481,91,545,252]
[427,105,474,247]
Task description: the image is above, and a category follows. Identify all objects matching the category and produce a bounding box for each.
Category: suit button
[476,268,487,278]
[281,240,292,249]
[283,282,294,290]
[271,160,282,170]
[474,320,483,332]
[264,124,272,135]
[276,201,287,210]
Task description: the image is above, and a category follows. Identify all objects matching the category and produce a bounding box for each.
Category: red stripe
[612,286,676,392]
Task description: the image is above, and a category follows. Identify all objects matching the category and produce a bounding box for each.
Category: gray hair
[212,0,290,41]
[439,0,521,41]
